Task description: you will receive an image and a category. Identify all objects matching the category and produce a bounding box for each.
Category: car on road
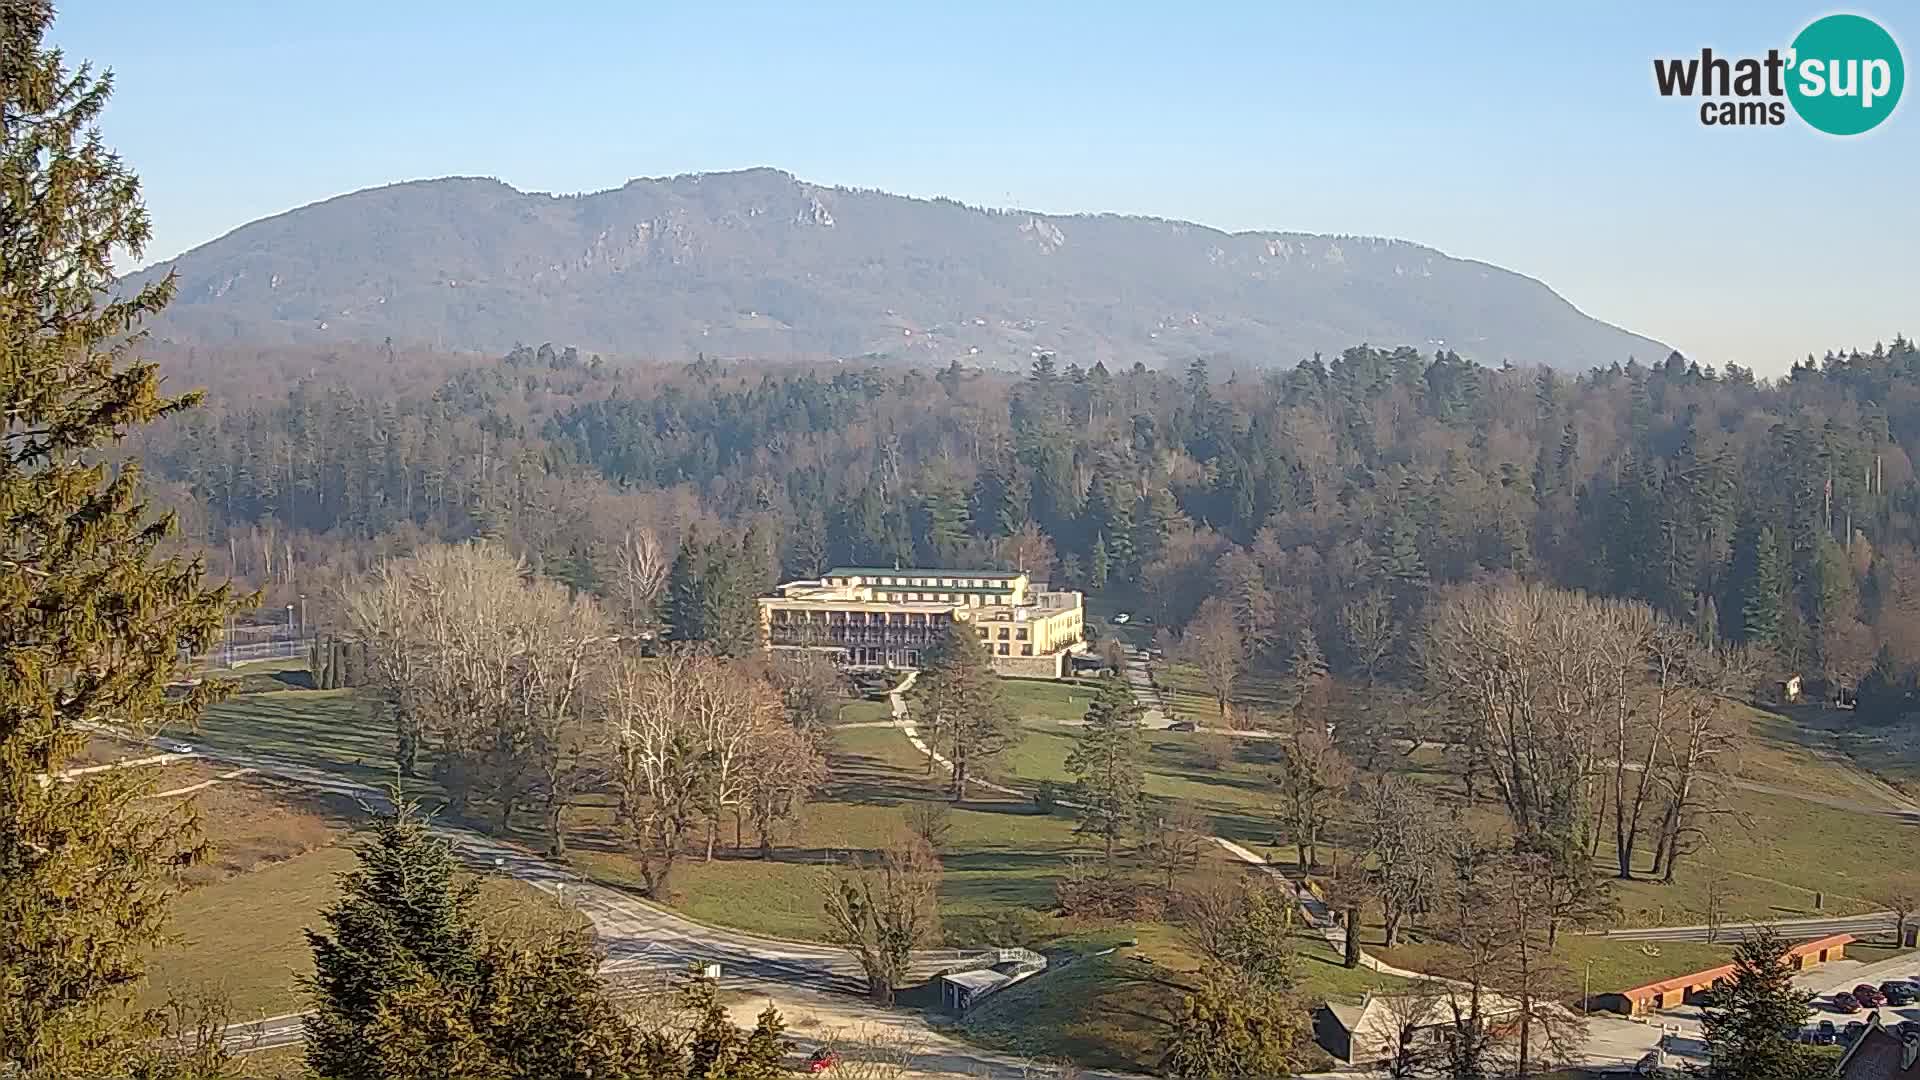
[1851,983,1884,1007]
[1832,991,1860,1013]
[1111,612,1131,624]
[1815,1020,1836,1045]
[1879,980,1914,1005]
[1167,720,1197,732]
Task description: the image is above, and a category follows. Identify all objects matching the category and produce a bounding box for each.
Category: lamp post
[286,603,294,647]
[299,594,307,639]
[1584,959,1593,1016]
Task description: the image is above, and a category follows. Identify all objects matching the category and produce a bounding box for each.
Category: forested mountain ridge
[138,336,1920,705]
[123,167,1666,371]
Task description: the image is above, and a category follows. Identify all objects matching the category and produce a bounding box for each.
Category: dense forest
[131,335,1920,698]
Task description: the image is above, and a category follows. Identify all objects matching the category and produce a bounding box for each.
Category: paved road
[1599,911,1898,944]
[95,724,987,1052]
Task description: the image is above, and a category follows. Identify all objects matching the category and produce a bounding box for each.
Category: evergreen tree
[1162,975,1304,1079]
[1740,527,1787,646]
[667,535,762,655]
[1687,928,1825,1080]
[1064,675,1145,864]
[911,622,1018,800]
[304,797,483,1080]
[1,6,238,1072]
[1089,532,1111,590]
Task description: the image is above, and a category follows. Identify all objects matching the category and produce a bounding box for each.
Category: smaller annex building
[758,567,1085,678]
[1314,988,1528,1067]
[1593,933,1854,1016]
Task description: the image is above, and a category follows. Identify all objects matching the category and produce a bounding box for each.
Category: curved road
[104,728,984,1053]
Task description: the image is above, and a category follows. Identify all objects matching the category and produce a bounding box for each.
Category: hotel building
[758,567,1086,678]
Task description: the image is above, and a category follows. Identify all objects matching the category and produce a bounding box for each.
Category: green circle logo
[1787,14,1904,135]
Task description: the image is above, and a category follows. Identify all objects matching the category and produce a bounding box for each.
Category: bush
[1033,780,1061,814]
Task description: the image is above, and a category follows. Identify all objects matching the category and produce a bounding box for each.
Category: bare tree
[904,800,952,853]
[1274,709,1352,871]
[1138,800,1210,896]
[1180,596,1244,719]
[606,525,669,632]
[1174,870,1300,991]
[1882,883,1918,946]
[738,719,828,856]
[1704,874,1728,944]
[1356,773,1443,948]
[605,651,713,895]
[820,837,942,1004]
[1340,586,1400,687]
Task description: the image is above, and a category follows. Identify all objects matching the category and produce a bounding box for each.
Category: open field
[136,767,576,1019]
[158,663,1915,1072]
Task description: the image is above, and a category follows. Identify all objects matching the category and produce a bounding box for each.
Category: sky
[51,1,1918,374]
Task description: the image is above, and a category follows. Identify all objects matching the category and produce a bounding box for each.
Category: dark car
[1815,1020,1836,1045]
[1842,1021,1866,1045]
[1167,720,1197,732]
[1880,981,1914,1005]
[1833,991,1860,1013]
[1898,1019,1920,1039]
[1852,983,1885,1007]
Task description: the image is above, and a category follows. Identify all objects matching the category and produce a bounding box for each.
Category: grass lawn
[1374,933,1735,1001]
[146,819,574,1020]
[954,917,1399,1073]
[185,689,406,792]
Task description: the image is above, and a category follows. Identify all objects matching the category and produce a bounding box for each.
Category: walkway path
[884,667,1423,974]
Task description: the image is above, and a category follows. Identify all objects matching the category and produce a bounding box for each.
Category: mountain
[126,167,1668,371]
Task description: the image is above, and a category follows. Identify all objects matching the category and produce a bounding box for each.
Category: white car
[1112,613,1131,624]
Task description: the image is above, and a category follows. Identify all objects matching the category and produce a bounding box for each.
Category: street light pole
[286,603,294,647]
[299,594,307,639]
[1584,959,1592,1016]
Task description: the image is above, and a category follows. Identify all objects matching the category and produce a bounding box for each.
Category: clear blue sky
[53,1,1916,373]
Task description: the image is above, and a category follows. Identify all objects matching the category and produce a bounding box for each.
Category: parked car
[1852,983,1885,1007]
[1842,1021,1867,1045]
[1833,992,1860,1013]
[1879,980,1914,1005]
[1111,612,1131,624]
[805,1047,839,1074]
[1815,1020,1836,1045]
[1897,1020,1920,1040]
[1167,720,1197,732]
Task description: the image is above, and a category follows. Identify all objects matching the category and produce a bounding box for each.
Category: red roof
[1617,933,1854,999]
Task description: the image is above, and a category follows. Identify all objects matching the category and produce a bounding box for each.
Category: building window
[1016,628,1028,640]
[1021,645,1032,656]
[997,643,1009,655]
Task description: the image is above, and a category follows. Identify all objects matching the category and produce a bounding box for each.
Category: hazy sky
[52,1,1916,374]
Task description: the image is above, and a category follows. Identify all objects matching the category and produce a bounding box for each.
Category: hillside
[127,167,1668,370]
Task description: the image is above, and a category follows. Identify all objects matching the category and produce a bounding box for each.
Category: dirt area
[141,773,346,885]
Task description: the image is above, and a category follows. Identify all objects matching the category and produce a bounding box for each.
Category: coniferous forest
[134,337,1920,702]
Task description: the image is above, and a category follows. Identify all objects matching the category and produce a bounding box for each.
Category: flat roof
[827,567,1026,580]
[941,968,1016,991]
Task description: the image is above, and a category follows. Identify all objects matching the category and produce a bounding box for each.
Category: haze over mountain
[127,167,1668,371]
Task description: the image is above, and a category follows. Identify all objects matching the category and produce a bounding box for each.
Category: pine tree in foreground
[1687,927,1826,1080]
[1064,674,1145,864]
[1,2,238,1074]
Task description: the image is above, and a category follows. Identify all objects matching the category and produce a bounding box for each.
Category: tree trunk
[1343,905,1362,968]
[496,795,514,835]
[704,819,717,862]
[1384,910,1402,948]
[545,800,566,857]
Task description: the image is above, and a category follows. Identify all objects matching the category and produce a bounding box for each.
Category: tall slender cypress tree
[1,4,237,1073]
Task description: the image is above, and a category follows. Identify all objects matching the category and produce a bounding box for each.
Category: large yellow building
[758,567,1086,678]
